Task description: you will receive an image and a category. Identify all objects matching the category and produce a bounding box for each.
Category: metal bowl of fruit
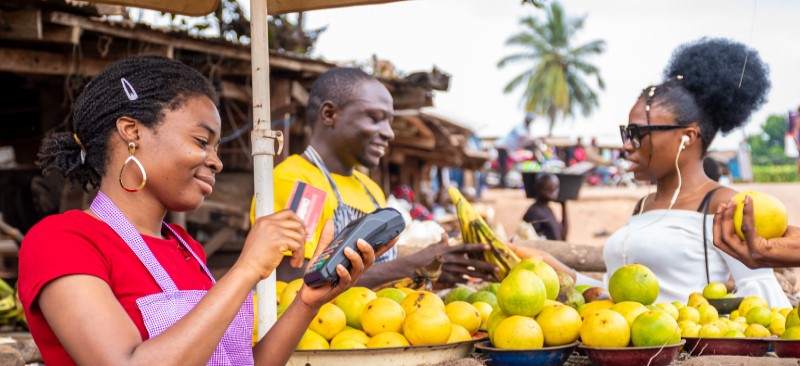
[771,339,800,358]
[682,337,770,357]
[706,297,744,315]
[578,340,686,366]
[577,340,685,366]
[474,341,578,366]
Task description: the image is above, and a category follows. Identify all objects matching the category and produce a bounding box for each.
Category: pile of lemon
[282,284,489,350]
[672,282,797,340]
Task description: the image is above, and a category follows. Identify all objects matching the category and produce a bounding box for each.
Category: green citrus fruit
[608,264,659,305]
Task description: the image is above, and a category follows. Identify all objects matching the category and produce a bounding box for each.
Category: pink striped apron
[91,191,254,365]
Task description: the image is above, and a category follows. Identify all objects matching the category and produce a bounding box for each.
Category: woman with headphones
[514,38,790,307]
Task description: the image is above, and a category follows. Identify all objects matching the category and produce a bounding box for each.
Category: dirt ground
[483,183,800,248]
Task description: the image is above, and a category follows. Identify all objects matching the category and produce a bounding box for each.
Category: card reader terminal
[303,208,405,288]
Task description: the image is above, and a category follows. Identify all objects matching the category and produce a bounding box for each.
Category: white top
[495,124,530,151]
[577,209,791,307]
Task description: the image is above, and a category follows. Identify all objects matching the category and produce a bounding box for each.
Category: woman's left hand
[297,220,396,309]
[713,197,800,269]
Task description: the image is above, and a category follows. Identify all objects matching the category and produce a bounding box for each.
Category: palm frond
[497,1,606,130]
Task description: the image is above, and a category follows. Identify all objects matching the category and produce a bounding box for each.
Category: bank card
[286,180,327,241]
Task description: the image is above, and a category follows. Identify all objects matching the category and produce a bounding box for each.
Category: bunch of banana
[448,187,520,280]
[0,279,26,328]
[372,255,444,292]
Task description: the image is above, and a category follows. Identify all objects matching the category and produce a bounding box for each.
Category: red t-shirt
[18,210,214,366]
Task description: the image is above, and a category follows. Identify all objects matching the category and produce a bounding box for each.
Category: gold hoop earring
[119,142,147,192]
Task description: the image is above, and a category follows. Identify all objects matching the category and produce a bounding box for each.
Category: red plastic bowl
[683,337,770,357]
[577,340,685,366]
[772,339,800,358]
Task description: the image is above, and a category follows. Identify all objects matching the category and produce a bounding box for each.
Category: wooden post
[250,0,280,340]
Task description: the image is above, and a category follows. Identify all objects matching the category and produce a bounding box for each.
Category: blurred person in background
[494,113,534,188]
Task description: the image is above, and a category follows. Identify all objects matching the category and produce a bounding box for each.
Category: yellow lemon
[696,304,719,325]
[445,301,482,335]
[401,291,446,315]
[785,307,800,328]
[496,269,546,317]
[511,258,560,300]
[744,323,771,338]
[297,329,329,350]
[280,278,304,306]
[579,299,615,320]
[275,281,288,303]
[487,308,510,341]
[366,332,410,348]
[361,297,405,336]
[630,310,681,347]
[702,282,728,299]
[746,306,773,327]
[333,287,376,330]
[404,307,451,345]
[738,296,768,320]
[610,301,648,327]
[780,326,800,340]
[770,312,786,336]
[655,303,680,321]
[681,323,701,338]
[678,306,701,323]
[687,294,709,308]
[608,264,659,305]
[731,191,788,240]
[698,324,723,338]
[447,324,473,343]
[580,309,630,348]
[309,303,347,340]
[473,301,494,329]
[331,328,369,346]
[330,338,367,349]
[493,315,544,349]
[535,304,581,346]
[375,288,407,305]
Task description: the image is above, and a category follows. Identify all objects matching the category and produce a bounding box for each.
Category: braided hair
[640,38,770,152]
[306,67,376,127]
[37,56,217,191]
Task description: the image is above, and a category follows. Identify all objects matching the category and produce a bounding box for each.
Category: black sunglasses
[619,124,685,149]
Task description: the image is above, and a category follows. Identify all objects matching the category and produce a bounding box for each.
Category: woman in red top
[18,56,390,366]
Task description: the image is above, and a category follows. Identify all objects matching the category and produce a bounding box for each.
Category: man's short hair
[306,67,376,126]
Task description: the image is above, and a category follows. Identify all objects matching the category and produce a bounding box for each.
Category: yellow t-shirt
[250,154,386,259]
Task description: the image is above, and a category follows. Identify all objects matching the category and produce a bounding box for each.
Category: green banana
[449,187,521,280]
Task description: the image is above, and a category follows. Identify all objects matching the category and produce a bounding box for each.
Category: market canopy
[82,0,406,16]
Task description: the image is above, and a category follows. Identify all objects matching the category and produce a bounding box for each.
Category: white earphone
[670,135,691,208]
[679,135,690,150]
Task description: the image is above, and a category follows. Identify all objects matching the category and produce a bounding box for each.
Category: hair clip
[676,75,684,80]
[121,78,138,101]
[73,133,87,165]
[648,86,656,97]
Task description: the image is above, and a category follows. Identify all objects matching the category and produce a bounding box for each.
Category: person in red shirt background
[19,56,388,366]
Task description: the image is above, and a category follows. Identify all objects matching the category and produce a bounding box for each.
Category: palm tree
[498,2,605,136]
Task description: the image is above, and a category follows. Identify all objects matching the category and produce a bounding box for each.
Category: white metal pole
[250,0,280,340]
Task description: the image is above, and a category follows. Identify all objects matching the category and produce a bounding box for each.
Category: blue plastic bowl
[474,340,578,366]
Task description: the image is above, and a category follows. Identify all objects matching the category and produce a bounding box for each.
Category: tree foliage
[498,1,605,136]
[746,114,795,166]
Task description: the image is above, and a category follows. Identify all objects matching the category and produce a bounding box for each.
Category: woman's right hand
[237,209,307,280]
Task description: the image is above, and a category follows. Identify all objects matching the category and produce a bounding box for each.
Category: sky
[281,0,800,151]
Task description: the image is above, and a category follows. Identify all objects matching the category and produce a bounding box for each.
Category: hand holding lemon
[713,190,800,268]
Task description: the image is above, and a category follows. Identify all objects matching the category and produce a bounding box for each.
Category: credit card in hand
[286,180,327,240]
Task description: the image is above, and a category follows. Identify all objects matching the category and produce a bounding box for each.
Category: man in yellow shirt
[252,68,496,288]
